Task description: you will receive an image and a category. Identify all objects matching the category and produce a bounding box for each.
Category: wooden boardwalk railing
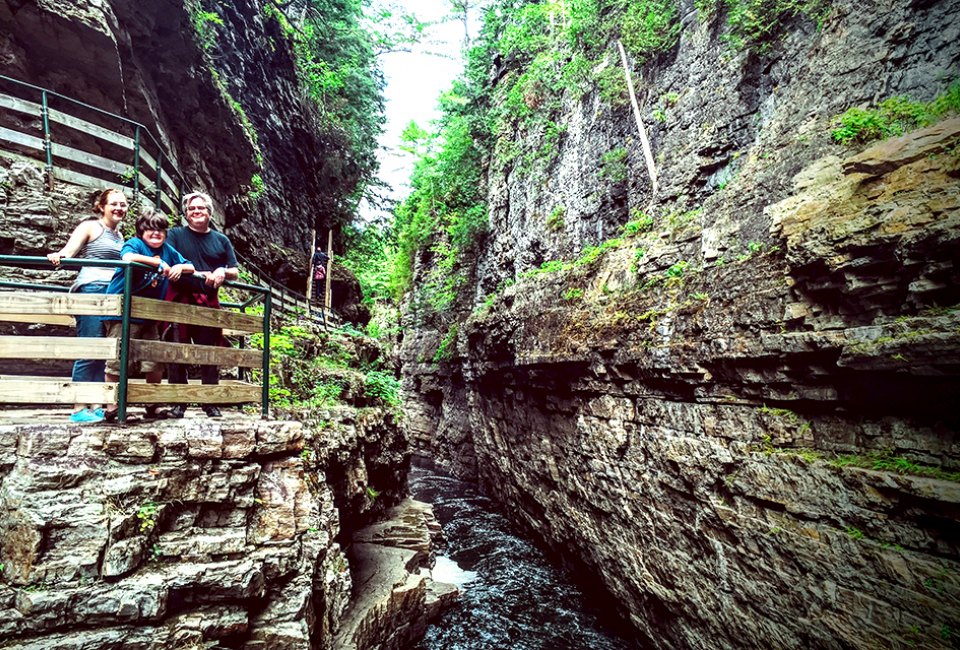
[0,255,272,421]
[0,74,330,323]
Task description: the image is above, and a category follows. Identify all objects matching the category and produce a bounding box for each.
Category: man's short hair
[135,209,170,237]
[182,191,214,215]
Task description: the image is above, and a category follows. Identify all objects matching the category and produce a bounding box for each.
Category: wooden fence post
[306,227,316,315]
[324,230,333,311]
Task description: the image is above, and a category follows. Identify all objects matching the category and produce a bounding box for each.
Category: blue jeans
[72,282,108,383]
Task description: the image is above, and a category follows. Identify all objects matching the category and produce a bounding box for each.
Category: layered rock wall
[0,407,411,649]
[0,0,356,280]
[402,0,960,647]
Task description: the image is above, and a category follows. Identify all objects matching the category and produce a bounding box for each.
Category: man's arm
[203,265,238,288]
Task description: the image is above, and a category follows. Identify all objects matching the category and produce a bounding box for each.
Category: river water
[409,463,641,650]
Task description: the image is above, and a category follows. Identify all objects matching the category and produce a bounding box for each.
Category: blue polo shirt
[103,237,189,322]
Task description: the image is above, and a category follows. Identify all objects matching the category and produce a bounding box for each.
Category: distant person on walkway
[311,244,329,302]
[101,209,194,422]
[165,191,238,419]
[47,188,126,423]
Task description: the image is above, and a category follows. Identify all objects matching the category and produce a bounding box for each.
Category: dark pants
[167,323,221,385]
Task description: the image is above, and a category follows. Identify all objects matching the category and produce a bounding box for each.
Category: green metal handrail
[0,254,271,420]
[0,74,188,209]
[0,75,319,322]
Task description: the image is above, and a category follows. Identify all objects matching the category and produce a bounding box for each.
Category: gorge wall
[0,405,427,649]
[401,0,960,647]
[0,0,363,283]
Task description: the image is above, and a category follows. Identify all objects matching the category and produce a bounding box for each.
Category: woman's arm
[47,221,96,266]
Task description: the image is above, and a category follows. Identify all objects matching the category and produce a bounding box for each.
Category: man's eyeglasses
[187,206,209,212]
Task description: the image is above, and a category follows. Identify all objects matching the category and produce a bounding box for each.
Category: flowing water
[409,463,642,650]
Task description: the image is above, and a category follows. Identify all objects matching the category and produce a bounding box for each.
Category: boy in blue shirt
[102,209,194,421]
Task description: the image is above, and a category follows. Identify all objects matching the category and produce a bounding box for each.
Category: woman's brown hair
[92,188,127,213]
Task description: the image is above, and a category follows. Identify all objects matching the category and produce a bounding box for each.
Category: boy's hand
[167,264,185,282]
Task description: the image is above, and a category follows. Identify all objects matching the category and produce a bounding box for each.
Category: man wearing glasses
[166,191,239,418]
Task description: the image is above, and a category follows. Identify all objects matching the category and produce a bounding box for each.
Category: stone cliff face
[0,407,413,649]
[401,0,960,647]
[0,0,359,283]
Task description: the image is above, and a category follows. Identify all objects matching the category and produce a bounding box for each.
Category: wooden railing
[0,74,327,323]
[0,74,184,215]
[0,255,272,421]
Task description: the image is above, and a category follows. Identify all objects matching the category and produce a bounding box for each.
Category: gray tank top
[72,221,124,290]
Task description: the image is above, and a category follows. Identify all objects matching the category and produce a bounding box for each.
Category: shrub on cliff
[832,81,960,145]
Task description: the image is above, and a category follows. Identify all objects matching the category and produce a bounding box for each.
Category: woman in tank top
[47,188,126,423]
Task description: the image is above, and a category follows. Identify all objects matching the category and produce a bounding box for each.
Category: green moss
[599,147,629,183]
[562,287,585,301]
[432,324,458,363]
[699,0,831,52]
[547,205,566,231]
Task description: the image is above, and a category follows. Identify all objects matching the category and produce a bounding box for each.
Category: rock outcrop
[333,498,458,650]
[401,0,960,648]
[0,406,412,649]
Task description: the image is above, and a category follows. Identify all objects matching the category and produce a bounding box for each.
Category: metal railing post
[155,149,164,209]
[40,90,53,189]
[118,265,133,421]
[262,292,271,419]
[132,126,141,199]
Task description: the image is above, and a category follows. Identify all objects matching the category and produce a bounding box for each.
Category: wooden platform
[0,377,261,405]
[0,405,253,424]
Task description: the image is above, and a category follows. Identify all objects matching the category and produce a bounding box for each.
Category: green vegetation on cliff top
[189,0,398,219]
[371,0,834,313]
[832,81,960,145]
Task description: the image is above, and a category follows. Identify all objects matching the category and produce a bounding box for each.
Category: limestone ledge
[332,498,458,650]
[0,413,406,649]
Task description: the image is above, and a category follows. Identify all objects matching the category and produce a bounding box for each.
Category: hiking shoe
[202,405,222,418]
[70,408,104,423]
[167,404,187,419]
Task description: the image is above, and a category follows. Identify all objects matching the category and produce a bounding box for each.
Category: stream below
[409,463,642,650]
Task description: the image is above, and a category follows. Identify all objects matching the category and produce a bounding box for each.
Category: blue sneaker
[70,408,105,423]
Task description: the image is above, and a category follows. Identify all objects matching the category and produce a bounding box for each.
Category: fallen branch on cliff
[616,39,660,197]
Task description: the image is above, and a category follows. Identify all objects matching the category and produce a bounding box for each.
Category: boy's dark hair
[135,209,170,237]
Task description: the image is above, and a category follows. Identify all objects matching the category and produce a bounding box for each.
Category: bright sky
[362,2,476,223]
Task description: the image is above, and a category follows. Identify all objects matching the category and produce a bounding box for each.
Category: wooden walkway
[0,285,270,419]
[0,404,250,425]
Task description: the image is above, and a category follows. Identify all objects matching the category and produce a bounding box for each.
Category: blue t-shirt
[103,238,189,322]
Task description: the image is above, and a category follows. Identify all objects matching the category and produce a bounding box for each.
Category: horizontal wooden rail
[0,335,261,368]
[0,292,263,333]
[0,292,122,317]
[0,376,118,404]
[129,296,263,333]
[0,124,43,151]
[129,339,262,368]
[51,141,128,176]
[128,380,260,405]
[0,335,117,359]
[49,105,134,149]
[0,313,74,326]
[0,377,260,405]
